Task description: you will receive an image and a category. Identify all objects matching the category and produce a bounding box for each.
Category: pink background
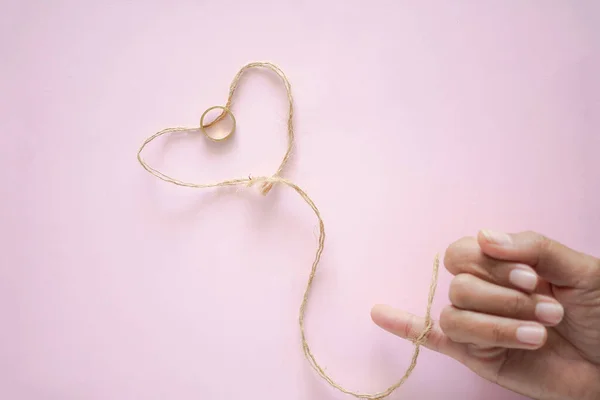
[1,1,599,399]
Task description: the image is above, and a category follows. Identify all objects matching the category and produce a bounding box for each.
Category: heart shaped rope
[137,61,440,399]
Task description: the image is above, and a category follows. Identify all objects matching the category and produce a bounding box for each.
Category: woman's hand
[371,230,600,400]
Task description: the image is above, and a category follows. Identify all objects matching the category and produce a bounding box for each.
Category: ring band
[200,105,236,141]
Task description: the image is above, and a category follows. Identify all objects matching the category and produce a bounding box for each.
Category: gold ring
[200,105,236,142]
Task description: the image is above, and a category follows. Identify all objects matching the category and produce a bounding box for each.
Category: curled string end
[260,181,274,195]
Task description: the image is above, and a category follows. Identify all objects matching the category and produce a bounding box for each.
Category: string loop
[137,61,440,399]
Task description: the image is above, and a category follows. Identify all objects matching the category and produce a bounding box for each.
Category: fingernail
[535,302,564,325]
[481,230,512,246]
[509,268,538,291]
[516,325,546,345]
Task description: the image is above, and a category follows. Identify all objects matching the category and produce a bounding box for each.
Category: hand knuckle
[526,231,552,254]
[444,237,478,274]
[587,256,600,282]
[439,306,458,335]
[522,229,543,239]
[490,323,506,344]
[535,233,553,254]
[505,293,529,317]
[449,274,473,307]
[443,243,460,270]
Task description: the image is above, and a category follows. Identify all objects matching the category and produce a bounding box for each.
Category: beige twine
[137,61,440,399]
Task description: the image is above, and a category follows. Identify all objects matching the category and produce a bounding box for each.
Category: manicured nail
[535,302,564,325]
[481,230,512,246]
[509,268,538,291]
[516,325,546,345]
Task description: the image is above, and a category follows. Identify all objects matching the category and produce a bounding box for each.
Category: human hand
[371,230,600,400]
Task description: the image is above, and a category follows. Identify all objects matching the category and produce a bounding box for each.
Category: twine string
[137,61,440,399]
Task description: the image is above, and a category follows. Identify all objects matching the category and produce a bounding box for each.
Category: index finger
[370,304,467,363]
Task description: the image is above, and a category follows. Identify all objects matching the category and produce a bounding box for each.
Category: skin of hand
[371,230,600,400]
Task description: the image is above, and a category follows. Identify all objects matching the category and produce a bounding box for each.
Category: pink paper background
[1,1,599,399]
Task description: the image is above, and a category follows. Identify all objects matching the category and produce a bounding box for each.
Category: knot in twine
[137,61,440,400]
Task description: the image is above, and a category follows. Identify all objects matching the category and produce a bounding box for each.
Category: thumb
[477,230,600,288]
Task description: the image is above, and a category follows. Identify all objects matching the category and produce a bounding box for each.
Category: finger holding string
[371,305,469,364]
[302,255,443,400]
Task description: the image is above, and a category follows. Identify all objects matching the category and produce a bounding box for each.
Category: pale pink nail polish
[481,230,512,246]
[535,302,564,325]
[509,268,538,291]
[516,326,546,345]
